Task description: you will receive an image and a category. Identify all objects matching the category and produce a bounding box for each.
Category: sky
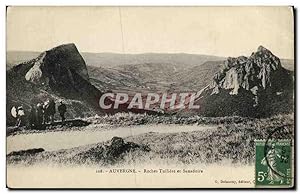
[6,6,294,59]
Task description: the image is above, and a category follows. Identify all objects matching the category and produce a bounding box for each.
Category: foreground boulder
[7,137,150,166]
[7,148,45,165]
[75,137,151,165]
[7,148,45,157]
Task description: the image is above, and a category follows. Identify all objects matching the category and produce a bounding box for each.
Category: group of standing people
[12,99,67,129]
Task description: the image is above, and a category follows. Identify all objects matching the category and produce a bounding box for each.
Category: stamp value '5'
[255,139,293,188]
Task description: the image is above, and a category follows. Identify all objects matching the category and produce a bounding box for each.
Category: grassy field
[126,114,294,165]
[7,113,294,167]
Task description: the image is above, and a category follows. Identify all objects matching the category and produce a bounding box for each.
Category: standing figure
[58,100,67,123]
[16,105,25,127]
[36,103,44,128]
[28,104,37,129]
[11,106,18,126]
[48,99,56,124]
[43,100,50,124]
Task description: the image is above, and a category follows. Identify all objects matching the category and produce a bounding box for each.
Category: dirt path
[7,124,217,153]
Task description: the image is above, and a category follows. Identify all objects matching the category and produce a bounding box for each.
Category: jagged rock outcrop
[211,46,282,96]
[195,46,294,117]
[24,43,89,88]
[8,43,102,99]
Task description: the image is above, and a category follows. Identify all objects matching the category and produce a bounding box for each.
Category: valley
[6,44,295,168]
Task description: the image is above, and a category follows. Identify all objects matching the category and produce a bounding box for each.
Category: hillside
[6,51,40,69]
[88,63,182,92]
[280,59,295,71]
[88,58,294,93]
[173,61,223,91]
[81,52,225,69]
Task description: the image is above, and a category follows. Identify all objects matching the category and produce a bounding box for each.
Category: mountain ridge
[7,51,225,69]
[7,50,294,70]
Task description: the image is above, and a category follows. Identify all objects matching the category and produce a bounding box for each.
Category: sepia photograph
[5,6,295,189]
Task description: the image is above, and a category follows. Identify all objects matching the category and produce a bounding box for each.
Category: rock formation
[24,43,90,91]
[195,46,294,117]
[6,43,103,125]
[211,46,282,95]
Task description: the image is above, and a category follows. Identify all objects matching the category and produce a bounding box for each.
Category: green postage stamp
[255,139,293,187]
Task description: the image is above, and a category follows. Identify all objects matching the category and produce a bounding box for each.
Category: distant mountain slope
[88,66,144,91]
[88,62,182,92]
[280,59,295,71]
[7,51,293,70]
[7,51,40,69]
[7,51,225,69]
[81,52,225,68]
[172,61,223,91]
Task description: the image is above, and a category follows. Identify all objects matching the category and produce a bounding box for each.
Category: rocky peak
[194,46,293,117]
[7,43,103,118]
[257,45,268,52]
[25,43,89,87]
[211,46,282,95]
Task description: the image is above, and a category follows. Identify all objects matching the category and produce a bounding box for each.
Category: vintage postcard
[6,6,295,189]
